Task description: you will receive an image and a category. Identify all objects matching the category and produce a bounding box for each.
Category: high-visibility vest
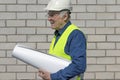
[49,24,81,80]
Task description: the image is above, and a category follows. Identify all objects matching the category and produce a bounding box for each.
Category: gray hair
[59,11,71,21]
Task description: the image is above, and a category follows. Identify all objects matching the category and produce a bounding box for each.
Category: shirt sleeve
[50,30,86,80]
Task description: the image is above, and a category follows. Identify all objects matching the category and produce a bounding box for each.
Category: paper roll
[12,45,71,73]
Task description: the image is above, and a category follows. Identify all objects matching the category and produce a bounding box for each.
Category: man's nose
[48,17,52,21]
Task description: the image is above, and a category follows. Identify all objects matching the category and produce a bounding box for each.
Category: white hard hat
[45,0,72,11]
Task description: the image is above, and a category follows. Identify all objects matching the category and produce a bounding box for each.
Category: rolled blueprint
[12,45,71,73]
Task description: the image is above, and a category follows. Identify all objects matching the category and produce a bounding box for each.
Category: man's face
[47,11,65,30]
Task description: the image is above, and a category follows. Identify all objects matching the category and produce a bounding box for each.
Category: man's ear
[63,13,68,22]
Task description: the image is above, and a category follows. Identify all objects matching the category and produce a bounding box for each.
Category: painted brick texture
[0,0,120,80]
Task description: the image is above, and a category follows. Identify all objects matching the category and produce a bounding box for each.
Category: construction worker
[38,0,86,80]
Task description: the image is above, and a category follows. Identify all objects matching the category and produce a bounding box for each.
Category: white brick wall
[0,0,16,4]
[0,0,120,79]
[18,0,37,4]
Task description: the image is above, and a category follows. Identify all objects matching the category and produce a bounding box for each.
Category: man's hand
[38,69,51,80]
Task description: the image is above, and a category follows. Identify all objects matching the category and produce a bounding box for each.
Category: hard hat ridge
[45,0,72,11]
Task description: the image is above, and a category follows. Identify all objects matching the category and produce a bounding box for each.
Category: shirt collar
[54,21,71,36]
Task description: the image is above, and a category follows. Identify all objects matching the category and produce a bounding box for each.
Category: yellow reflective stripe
[76,76,80,80]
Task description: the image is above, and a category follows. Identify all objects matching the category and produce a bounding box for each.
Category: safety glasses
[46,11,61,18]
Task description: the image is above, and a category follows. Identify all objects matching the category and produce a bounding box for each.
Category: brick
[16,43,36,49]
[71,0,77,4]
[87,50,105,57]
[37,43,50,49]
[97,0,116,4]
[0,0,16,4]
[17,13,36,19]
[117,0,120,4]
[0,43,16,49]
[97,43,115,49]
[106,20,120,27]
[87,65,105,72]
[96,72,114,79]
[115,72,120,79]
[17,73,35,79]
[0,58,16,64]
[6,50,12,57]
[80,28,95,34]
[107,65,120,71]
[0,51,6,57]
[27,66,37,72]
[7,5,26,11]
[0,5,5,11]
[27,20,45,27]
[7,50,13,57]
[0,66,6,72]
[107,5,120,12]
[47,20,51,27]
[116,28,120,34]
[106,50,120,56]
[87,43,96,49]
[72,5,86,12]
[7,20,25,27]
[0,28,16,34]
[18,0,36,4]
[116,13,120,19]
[7,65,26,72]
[96,28,114,34]
[37,28,54,34]
[87,58,96,64]
[0,73,16,79]
[0,35,6,42]
[78,0,96,4]
[87,5,106,12]
[97,13,115,19]
[97,57,115,64]
[107,35,120,42]
[6,50,13,58]
[27,5,45,12]
[0,13,16,19]
[17,60,26,65]
[70,13,76,19]
[71,20,85,27]
[38,0,49,4]
[37,12,47,19]
[0,20,5,27]
[116,43,120,49]
[86,20,104,27]
[28,35,47,42]
[87,35,106,42]
[84,73,95,79]
[17,28,36,34]
[48,35,54,42]
[7,35,26,42]
[77,13,96,19]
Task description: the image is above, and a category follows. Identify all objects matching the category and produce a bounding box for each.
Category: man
[38,0,86,80]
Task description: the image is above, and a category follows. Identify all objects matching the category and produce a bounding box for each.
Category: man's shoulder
[71,29,85,36]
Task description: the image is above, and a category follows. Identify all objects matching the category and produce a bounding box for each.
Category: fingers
[38,69,47,79]
[38,69,51,80]
[39,68,45,73]
[38,69,45,77]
